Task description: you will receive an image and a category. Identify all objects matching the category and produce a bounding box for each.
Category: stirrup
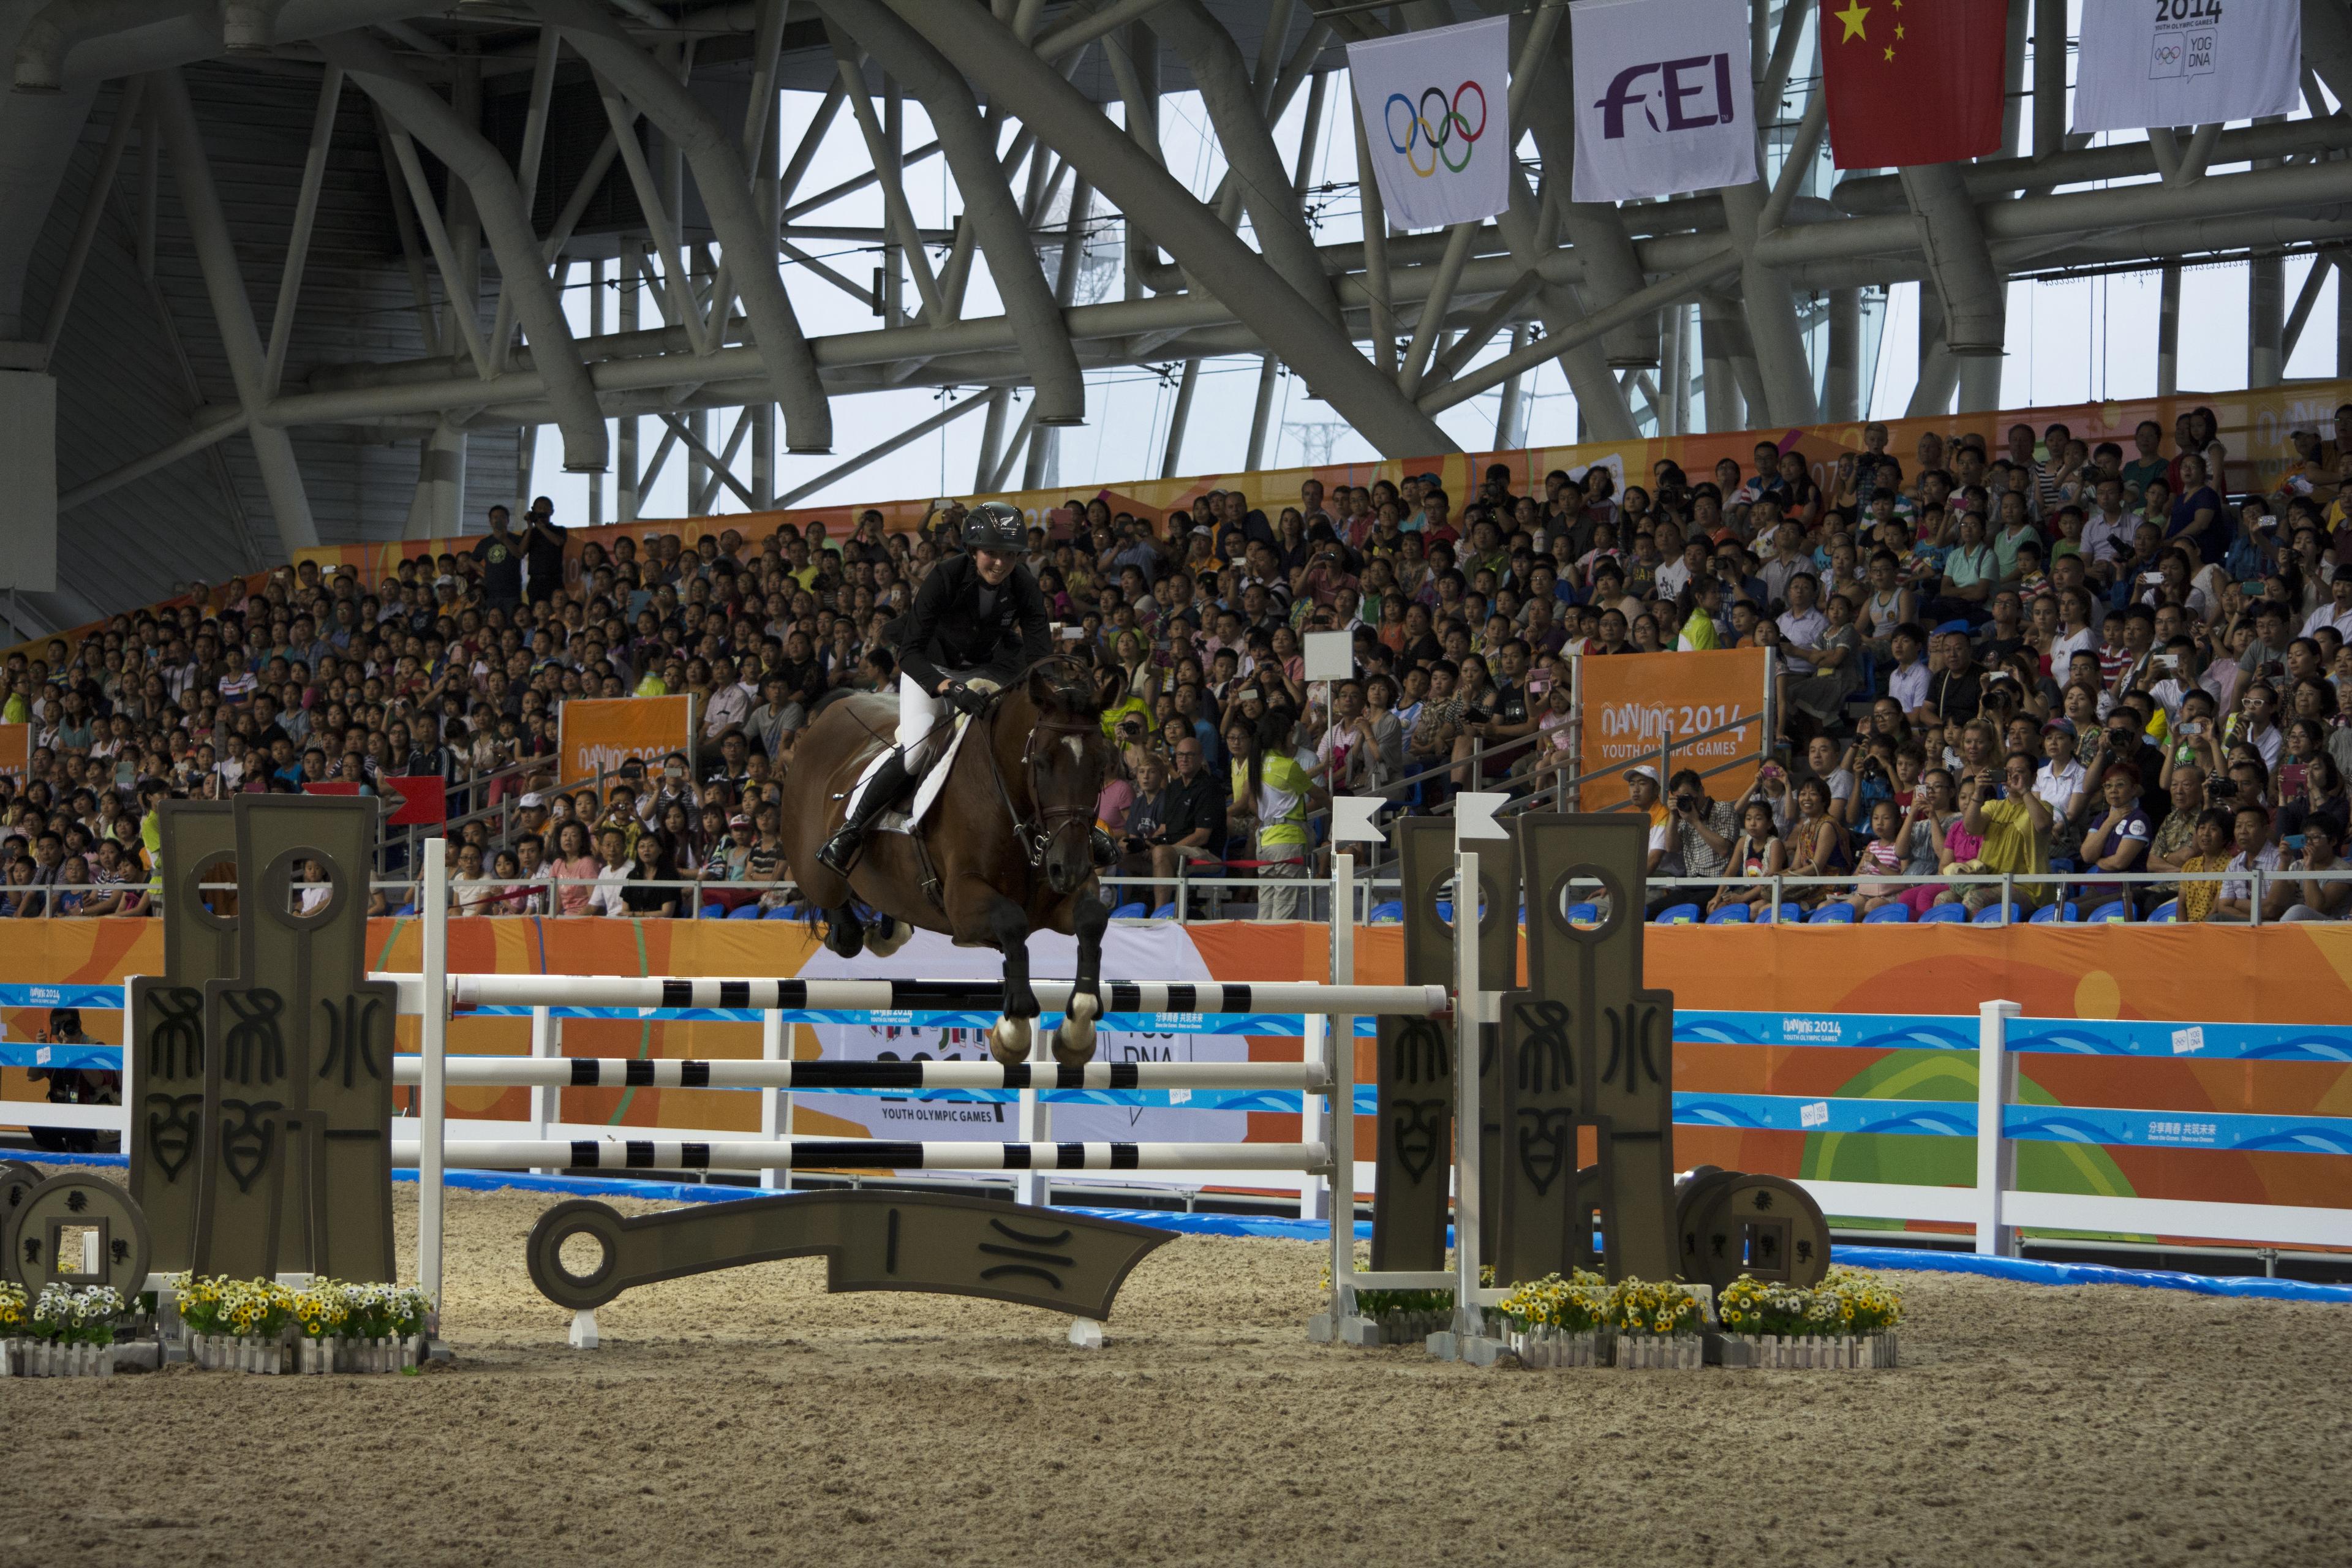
[817,826,864,875]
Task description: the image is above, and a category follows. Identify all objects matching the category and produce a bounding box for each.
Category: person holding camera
[1649,769,1739,915]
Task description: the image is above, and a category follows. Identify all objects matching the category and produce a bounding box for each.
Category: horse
[778,654,1117,1068]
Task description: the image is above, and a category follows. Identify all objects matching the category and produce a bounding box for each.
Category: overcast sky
[522,48,2343,525]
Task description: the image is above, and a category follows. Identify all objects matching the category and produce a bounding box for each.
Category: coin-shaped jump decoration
[1676,1171,1830,1294]
[2,1173,153,1298]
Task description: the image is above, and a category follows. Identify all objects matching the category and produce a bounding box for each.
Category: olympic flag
[1346,14,1511,232]
[1569,0,1757,202]
[2073,0,2299,134]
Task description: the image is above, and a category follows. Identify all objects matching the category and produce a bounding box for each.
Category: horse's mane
[1010,654,1105,722]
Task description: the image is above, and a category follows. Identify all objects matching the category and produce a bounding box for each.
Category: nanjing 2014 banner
[2073,0,2300,135]
[1345,14,1511,232]
[1569,0,1758,203]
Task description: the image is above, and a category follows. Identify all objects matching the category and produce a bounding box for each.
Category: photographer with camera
[1649,769,1740,916]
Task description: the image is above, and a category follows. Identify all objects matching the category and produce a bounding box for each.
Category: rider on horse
[817,501,1052,873]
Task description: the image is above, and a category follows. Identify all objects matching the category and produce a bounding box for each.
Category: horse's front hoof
[1051,991,1101,1066]
[864,914,912,957]
[1050,1018,1097,1067]
[988,1015,1033,1067]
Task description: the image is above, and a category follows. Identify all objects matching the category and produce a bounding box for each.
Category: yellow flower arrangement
[1716,1268,1903,1337]
[1604,1276,1703,1336]
[0,1281,24,1333]
[1496,1269,1610,1334]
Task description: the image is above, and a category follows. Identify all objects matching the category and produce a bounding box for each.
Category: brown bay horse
[778,655,1116,1066]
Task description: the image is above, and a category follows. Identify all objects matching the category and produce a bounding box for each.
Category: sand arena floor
[2,1172,2348,1568]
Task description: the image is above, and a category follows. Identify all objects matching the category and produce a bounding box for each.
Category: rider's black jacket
[892,551,1055,692]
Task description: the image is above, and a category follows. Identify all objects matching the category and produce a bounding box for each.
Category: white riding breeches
[846,671,994,818]
[895,670,941,751]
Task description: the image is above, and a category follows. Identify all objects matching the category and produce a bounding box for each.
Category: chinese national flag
[1822,0,2007,170]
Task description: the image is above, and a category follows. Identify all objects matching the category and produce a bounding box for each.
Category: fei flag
[2073,0,2299,134]
[1570,0,1757,202]
[1346,15,1511,232]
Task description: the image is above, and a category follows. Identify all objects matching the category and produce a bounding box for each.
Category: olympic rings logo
[1384,81,1487,178]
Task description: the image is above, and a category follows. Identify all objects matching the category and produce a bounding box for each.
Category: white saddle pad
[850,712,975,834]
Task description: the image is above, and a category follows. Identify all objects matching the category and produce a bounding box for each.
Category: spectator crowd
[4,401,2352,925]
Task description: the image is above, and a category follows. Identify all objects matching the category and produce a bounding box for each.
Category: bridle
[976,655,1107,869]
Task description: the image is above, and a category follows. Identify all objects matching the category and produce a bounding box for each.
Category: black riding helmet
[962,501,1027,553]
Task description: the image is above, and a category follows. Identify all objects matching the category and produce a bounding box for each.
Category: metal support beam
[148,68,317,553]
[886,0,1454,456]
[1157,0,1336,321]
[322,31,610,473]
[783,392,989,505]
[619,238,641,520]
[1159,359,1197,479]
[1493,322,1531,448]
[818,0,1087,424]
[1351,103,1398,375]
[1417,251,1743,417]
[57,406,244,513]
[825,32,944,321]
[659,410,756,509]
[543,0,835,453]
[1826,286,1861,422]
[1720,181,1820,424]
[257,67,334,398]
[39,75,145,363]
[2282,251,2335,366]
[988,396,1039,491]
[1700,298,1741,432]
[2157,262,2180,397]
[1900,161,2005,355]
[972,386,1009,491]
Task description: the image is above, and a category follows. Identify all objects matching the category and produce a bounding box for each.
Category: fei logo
[1593,53,1738,139]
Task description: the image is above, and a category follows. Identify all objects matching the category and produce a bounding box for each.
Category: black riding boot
[818,750,912,875]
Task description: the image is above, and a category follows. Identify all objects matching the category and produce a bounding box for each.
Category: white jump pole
[390,1058,1334,1090]
[417,834,449,1314]
[390,1137,1330,1173]
[1327,850,1356,1326]
[442,974,1448,1016]
[760,1008,788,1192]
[1452,846,1484,1338]
[529,1004,556,1175]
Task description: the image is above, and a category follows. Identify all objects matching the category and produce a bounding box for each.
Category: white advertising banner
[793,925,1251,1150]
[1570,0,1758,202]
[2073,0,2301,134]
[1346,14,1512,232]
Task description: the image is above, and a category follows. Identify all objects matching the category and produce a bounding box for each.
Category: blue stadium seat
[2146,899,2180,923]
[727,903,761,919]
[1863,903,1910,922]
[1152,902,1177,919]
[2029,901,2079,923]
[2088,900,2132,924]
[762,903,801,919]
[394,903,417,918]
[1919,902,1968,923]
[1809,902,1855,924]
[1705,903,1750,924]
[1110,901,1150,919]
[1369,900,1404,924]
[1653,902,1702,925]
[1971,902,2022,924]
[1565,902,1600,927]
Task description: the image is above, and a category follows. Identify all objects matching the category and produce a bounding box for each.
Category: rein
[974,656,1104,869]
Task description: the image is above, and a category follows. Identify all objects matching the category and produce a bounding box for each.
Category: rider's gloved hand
[945,682,992,717]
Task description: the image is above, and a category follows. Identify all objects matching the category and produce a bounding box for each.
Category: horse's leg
[864,911,913,957]
[823,904,865,960]
[1051,890,1109,1066]
[953,886,1036,1068]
